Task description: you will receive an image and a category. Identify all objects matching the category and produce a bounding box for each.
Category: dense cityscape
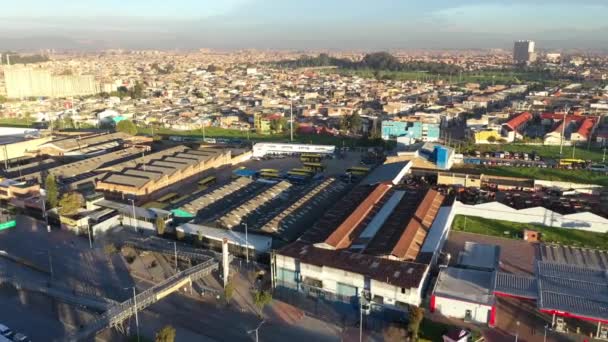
[1,2,608,342]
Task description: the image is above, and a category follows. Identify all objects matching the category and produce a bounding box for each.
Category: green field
[453,215,608,249]
[331,68,562,86]
[464,144,606,162]
[138,126,389,148]
[452,165,608,186]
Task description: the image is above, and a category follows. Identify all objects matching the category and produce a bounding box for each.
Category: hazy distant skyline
[1,0,608,51]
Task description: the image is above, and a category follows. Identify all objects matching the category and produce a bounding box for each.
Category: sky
[0,0,607,50]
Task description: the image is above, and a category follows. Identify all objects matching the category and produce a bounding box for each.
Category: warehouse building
[96,146,232,203]
[272,161,446,312]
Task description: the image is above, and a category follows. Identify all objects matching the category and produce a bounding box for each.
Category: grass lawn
[452,165,608,186]
[466,144,606,162]
[0,117,34,127]
[452,215,608,249]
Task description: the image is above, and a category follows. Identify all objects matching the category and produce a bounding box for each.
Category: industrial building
[381,120,440,144]
[17,146,146,191]
[37,132,149,156]
[96,146,232,203]
[3,65,100,98]
[432,241,608,338]
[271,161,448,312]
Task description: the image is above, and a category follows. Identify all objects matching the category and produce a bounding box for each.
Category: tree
[339,115,351,132]
[155,325,176,342]
[487,135,497,143]
[349,112,362,133]
[58,192,83,216]
[45,174,59,208]
[407,306,425,341]
[253,290,272,315]
[116,119,138,136]
[196,230,204,247]
[224,278,234,303]
[155,216,166,235]
[129,81,144,99]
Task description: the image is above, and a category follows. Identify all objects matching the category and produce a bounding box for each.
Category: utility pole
[572,143,576,159]
[244,223,249,264]
[290,99,294,142]
[87,224,92,249]
[559,106,569,156]
[48,251,54,280]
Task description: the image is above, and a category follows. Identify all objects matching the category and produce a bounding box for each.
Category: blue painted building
[381,120,441,143]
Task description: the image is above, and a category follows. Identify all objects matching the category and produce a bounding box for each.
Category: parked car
[12,333,29,342]
[0,325,13,338]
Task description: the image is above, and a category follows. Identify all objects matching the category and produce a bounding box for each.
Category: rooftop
[434,267,494,305]
[457,242,500,271]
[279,241,428,289]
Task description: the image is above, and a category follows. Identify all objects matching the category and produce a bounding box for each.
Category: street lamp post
[173,241,178,273]
[515,321,520,342]
[40,191,50,232]
[128,199,137,232]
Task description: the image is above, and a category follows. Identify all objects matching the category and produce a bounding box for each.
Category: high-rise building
[513,40,537,65]
[3,66,99,98]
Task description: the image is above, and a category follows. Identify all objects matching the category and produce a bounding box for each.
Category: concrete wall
[91,215,120,236]
[434,295,491,324]
[453,201,608,233]
[534,180,604,195]
[274,253,423,307]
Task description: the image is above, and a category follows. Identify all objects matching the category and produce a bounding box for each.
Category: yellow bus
[198,176,217,187]
[260,168,280,174]
[347,166,370,173]
[558,159,586,167]
[303,162,324,172]
[260,172,282,179]
[157,192,178,203]
[291,168,315,175]
[288,171,312,178]
[300,153,322,163]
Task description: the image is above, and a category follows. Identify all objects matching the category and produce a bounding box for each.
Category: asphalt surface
[0,216,344,341]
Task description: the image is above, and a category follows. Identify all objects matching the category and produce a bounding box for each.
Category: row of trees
[100,82,145,100]
[274,52,462,75]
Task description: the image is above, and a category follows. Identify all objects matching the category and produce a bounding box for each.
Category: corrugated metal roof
[536,261,608,322]
[434,267,494,305]
[322,183,392,249]
[494,272,537,299]
[391,189,444,260]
